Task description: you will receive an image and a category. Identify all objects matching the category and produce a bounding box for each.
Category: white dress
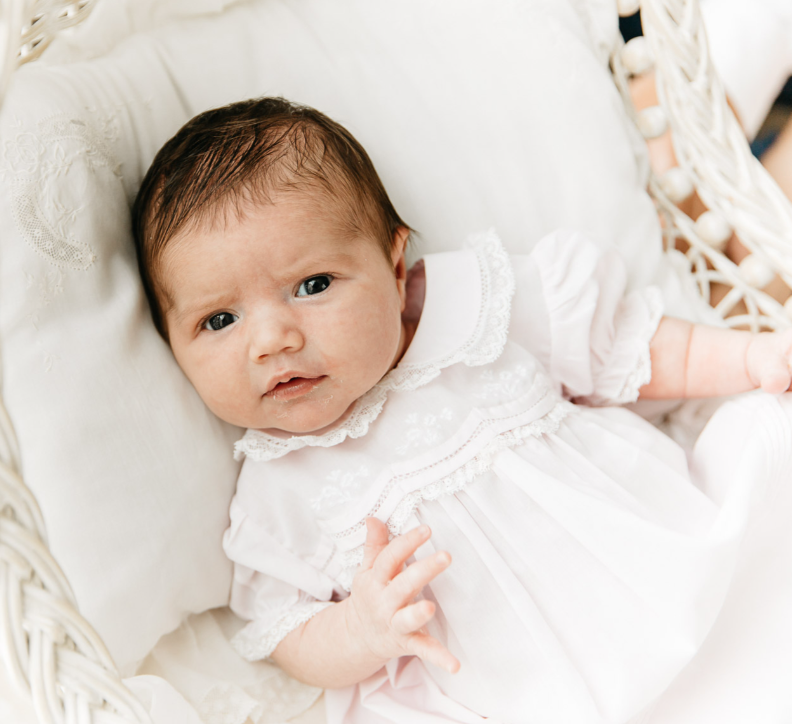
[224,229,792,724]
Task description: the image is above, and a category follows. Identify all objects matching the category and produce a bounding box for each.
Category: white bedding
[0,0,736,722]
[129,608,324,724]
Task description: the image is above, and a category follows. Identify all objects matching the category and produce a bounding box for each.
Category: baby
[133,97,792,724]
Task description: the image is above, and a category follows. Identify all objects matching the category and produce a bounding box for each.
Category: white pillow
[0,0,677,672]
[0,40,242,673]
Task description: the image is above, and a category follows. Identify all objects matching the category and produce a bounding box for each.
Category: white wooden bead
[621,37,653,75]
[739,254,775,289]
[659,167,694,203]
[617,0,640,16]
[637,106,668,139]
[693,211,732,250]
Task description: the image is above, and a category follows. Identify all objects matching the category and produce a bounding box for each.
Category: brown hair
[132,96,409,339]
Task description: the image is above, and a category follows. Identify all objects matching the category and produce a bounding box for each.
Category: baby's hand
[746,329,792,394]
[345,518,460,675]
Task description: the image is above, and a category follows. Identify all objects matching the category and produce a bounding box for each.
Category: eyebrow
[171,292,246,324]
[168,246,363,326]
[170,297,231,326]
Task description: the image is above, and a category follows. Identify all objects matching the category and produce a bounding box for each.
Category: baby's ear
[391,226,410,272]
[391,226,410,263]
[391,226,410,307]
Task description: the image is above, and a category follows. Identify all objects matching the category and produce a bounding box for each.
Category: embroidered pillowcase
[0,0,678,671]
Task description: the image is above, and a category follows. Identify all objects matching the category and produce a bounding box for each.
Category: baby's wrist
[745,331,792,395]
[341,597,394,671]
[745,334,761,389]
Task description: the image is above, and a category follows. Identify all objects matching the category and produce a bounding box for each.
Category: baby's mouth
[264,375,327,401]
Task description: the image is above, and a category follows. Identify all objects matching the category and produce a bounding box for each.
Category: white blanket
[130,608,324,724]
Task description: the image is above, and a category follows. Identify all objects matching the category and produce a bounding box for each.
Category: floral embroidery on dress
[336,398,575,589]
[396,408,455,456]
[308,466,371,515]
[473,365,530,403]
[234,229,516,462]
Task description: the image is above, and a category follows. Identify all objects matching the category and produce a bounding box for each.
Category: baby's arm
[270,519,459,688]
[640,317,792,399]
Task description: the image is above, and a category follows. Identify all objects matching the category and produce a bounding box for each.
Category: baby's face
[163,193,408,434]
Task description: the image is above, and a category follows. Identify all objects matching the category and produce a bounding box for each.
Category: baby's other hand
[747,329,792,394]
[345,518,460,675]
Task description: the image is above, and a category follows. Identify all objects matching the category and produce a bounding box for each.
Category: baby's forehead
[164,194,368,272]
[192,181,351,234]
[155,183,392,316]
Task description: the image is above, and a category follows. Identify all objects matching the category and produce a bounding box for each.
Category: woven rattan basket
[1,0,791,721]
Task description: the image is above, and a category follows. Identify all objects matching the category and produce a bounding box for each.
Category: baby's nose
[249,317,304,361]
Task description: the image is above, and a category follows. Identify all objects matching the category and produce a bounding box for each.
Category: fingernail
[436,551,450,565]
[418,525,430,536]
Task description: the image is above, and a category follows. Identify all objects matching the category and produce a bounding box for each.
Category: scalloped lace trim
[234,384,389,462]
[386,229,516,390]
[336,400,573,591]
[235,229,516,462]
[614,286,664,404]
[231,602,334,662]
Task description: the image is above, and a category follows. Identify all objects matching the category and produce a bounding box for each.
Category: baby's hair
[132,96,409,339]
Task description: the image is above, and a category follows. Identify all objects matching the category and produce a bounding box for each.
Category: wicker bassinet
[1,0,791,721]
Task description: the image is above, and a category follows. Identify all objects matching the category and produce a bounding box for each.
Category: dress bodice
[230,229,661,583]
[223,229,688,724]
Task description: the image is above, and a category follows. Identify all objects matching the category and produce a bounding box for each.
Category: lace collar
[234,229,515,462]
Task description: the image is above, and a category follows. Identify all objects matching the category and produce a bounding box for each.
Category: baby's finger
[762,369,792,395]
[372,525,432,583]
[360,518,391,571]
[760,358,792,395]
[384,551,451,610]
[405,632,461,675]
[391,599,436,635]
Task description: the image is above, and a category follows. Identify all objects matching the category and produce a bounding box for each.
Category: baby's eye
[296,275,332,297]
[204,312,238,331]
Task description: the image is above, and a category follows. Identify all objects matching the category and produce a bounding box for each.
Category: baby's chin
[253,397,355,436]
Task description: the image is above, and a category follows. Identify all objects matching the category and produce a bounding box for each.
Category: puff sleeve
[510,229,664,405]
[223,460,338,662]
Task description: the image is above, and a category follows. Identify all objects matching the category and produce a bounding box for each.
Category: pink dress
[223,229,792,723]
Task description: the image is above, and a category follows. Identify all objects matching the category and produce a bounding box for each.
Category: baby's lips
[263,371,306,394]
[264,375,326,400]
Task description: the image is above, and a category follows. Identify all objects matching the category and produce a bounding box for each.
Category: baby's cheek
[186,351,247,423]
[330,302,399,370]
